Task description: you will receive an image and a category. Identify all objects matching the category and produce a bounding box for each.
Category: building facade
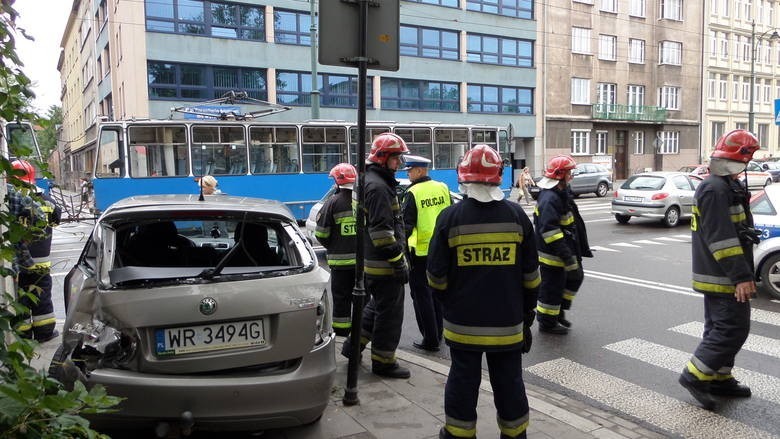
[537,0,702,179]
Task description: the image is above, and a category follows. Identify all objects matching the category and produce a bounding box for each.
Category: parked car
[758,161,780,183]
[51,194,335,433]
[678,164,709,178]
[679,163,771,188]
[305,178,462,245]
[751,184,780,299]
[611,171,701,227]
[529,163,613,200]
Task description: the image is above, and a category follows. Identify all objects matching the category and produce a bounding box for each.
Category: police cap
[403,155,431,170]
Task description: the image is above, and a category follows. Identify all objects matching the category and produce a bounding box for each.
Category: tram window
[302,127,346,173]
[128,126,188,177]
[191,126,248,175]
[394,128,433,164]
[498,129,510,164]
[471,129,497,145]
[434,128,468,169]
[348,127,389,163]
[96,127,123,178]
[249,126,300,174]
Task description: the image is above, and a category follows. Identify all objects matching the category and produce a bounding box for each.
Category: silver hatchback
[51,195,335,434]
[611,171,700,227]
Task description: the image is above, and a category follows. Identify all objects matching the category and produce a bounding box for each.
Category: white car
[751,184,780,299]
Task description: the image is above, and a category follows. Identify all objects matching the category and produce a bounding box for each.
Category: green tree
[37,105,61,158]
[0,3,120,438]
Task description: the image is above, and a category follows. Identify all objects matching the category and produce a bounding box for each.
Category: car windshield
[621,175,666,190]
[678,166,697,173]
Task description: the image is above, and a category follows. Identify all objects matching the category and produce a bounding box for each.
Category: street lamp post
[748,21,780,133]
[310,0,320,119]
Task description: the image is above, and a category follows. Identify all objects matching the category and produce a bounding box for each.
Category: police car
[750,184,780,299]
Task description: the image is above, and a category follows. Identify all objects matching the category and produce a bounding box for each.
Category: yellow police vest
[408,180,451,256]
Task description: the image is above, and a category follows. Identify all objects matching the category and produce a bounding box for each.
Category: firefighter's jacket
[360,164,406,277]
[534,187,580,267]
[315,188,356,270]
[691,175,755,295]
[426,198,540,352]
[18,189,62,273]
[402,176,452,257]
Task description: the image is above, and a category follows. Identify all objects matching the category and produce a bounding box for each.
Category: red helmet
[457,144,503,185]
[711,129,760,163]
[329,163,356,186]
[544,155,577,180]
[367,133,409,165]
[11,159,36,184]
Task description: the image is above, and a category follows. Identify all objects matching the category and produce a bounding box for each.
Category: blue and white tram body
[92,120,511,220]
[2,120,48,190]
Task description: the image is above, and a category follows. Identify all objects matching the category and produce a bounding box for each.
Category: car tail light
[614,191,618,198]
[314,289,332,345]
[651,193,669,200]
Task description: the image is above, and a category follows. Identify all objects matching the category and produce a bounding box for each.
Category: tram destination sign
[319,0,400,71]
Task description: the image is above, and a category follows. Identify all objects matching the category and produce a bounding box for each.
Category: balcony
[591,104,668,122]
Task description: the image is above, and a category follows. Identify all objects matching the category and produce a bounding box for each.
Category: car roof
[103,194,295,221]
[632,171,689,177]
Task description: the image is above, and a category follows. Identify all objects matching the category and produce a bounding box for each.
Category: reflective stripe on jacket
[360,164,406,277]
[533,187,577,266]
[315,188,357,269]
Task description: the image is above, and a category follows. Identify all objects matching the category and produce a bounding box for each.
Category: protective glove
[391,256,410,284]
[521,311,535,354]
[564,256,579,272]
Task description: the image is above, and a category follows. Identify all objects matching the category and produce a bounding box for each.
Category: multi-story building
[704,0,780,160]
[537,0,702,179]
[57,0,539,187]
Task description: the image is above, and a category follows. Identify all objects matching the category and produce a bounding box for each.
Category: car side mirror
[762,164,769,170]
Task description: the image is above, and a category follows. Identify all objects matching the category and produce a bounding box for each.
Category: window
[736,122,747,130]
[274,9,311,46]
[571,130,590,155]
[596,131,608,154]
[600,0,617,12]
[658,131,679,154]
[627,85,645,113]
[763,79,772,103]
[742,37,751,62]
[720,32,729,59]
[571,78,591,104]
[597,83,616,112]
[633,131,645,154]
[658,86,680,109]
[711,122,725,145]
[300,126,347,173]
[382,78,459,111]
[128,126,189,177]
[572,27,591,54]
[405,0,458,7]
[742,77,750,102]
[249,126,299,174]
[277,71,372,108]
[467,34,533,67]
[718,74,728,101]
[433,128,469,169]
[145,0,265,41]
[629,38,645,63]
[629,0,646,16]
[733,76,740,101]
[659,41,682,65]
[401,25,459,60]
[466,0,533,19]
[710,31,718,58]
[467,84,533,114]
[148,62,267,100]
[190,126,247,175]
[599,35,617,60]
[758,124,769,146]
[661,0,683,20]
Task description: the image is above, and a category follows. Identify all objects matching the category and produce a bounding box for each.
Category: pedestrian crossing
[590,234,692,253]
[525,310,780,438]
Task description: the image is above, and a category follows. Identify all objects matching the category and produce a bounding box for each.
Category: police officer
[343,132,411,379]
[10,159,62,342]
[315,163,357,336]
[427,145,540,439]
[534,155,585,334]
[679,129,760,410]
[402,155,451,352]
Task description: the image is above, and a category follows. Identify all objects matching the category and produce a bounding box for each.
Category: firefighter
[343,132,411,379]
[679,129,760,410]
[315,163,357,337]
[402,155,451,352]
[10,159,62,342]
[533,155,586,334]
[427,145,540,439]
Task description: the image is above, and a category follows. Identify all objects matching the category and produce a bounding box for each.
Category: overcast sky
[14,1,72,114]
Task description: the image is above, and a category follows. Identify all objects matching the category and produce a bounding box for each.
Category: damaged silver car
[50,195,335,436]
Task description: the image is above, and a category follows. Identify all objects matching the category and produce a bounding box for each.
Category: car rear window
[621,175,666,190]
[751,191,777,216]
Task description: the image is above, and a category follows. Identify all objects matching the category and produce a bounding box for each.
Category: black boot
[372,361,411,379]
[340,340,363,361]
[539,322,569,335]
[710,378,751,397]
[558,310,571,328]
[413,339,440,352]
[678,371,716,410]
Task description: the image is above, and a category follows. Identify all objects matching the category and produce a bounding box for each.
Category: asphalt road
[47,194,780,438]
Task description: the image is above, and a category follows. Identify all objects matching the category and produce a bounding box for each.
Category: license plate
[155,319,265,356]
[624,196,644,202]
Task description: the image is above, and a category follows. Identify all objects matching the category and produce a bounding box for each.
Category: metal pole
[343,0,369,407]
[749,20,756,133]
[310,0,320,119]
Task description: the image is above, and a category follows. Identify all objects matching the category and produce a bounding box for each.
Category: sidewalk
[31,332,665,439]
